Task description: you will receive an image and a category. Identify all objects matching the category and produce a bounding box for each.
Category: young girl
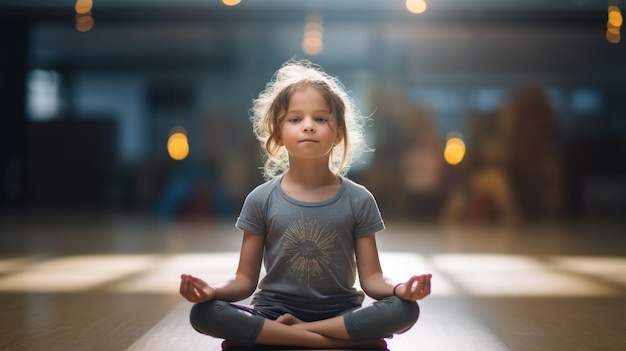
[179,59,432,350]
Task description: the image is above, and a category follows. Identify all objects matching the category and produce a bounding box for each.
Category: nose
[302,118,315,132]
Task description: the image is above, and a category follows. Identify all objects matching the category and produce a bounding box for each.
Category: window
[27,69,61,121]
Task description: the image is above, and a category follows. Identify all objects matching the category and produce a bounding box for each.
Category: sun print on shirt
[282,214,338,283]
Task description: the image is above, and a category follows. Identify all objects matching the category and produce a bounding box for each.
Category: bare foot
[220,340,240,350]
[346,338,388,349]
[275,313,303,325]
[370,338,388,349]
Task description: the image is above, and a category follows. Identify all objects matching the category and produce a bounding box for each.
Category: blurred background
[2,2,626,350]
[1,0,625,224]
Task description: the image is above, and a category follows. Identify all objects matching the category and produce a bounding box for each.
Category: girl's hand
[394,274,432,301]
[179,274,217,303]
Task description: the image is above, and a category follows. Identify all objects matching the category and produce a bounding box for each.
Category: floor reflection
[1,251,624,297]
[0,215,625,350]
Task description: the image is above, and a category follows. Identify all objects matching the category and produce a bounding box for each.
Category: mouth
[299,139,319,143]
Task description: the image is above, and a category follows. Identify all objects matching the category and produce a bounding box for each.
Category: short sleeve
[235,185,268,237]
[351,185,385,237]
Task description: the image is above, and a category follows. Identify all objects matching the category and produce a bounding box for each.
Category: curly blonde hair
[250,59,368,180]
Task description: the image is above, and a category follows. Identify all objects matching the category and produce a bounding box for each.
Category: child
[179,59,432,350]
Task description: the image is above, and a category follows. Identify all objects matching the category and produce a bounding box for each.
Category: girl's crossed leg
[190,297,419,349]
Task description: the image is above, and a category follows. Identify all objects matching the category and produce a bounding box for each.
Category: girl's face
[278,86,343,163]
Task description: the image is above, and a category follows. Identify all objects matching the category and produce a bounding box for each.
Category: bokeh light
[406,0,427,14]
[75,13,94,32]
[607,29,621,43]
[607,5,622,44]
[167,131,189,161]
[222,0,242,6]
[444,137,466,165]
[608,6,623,27]
[303,14,324,55]
[75,0,94,32]
[609,12,623,27]
[75,0,93,15]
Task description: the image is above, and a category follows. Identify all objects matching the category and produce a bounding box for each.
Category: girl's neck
[280,162,341,202]
[283,158,338,186]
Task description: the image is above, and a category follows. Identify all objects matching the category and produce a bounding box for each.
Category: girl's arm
[213,229,264,301]
[355,234,431,301]
[180,229,264,303]
[355,234,394,300]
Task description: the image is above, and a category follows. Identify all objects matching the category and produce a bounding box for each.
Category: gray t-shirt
[235,175,385,320]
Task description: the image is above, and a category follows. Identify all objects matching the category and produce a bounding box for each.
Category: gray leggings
[189,296,420,347]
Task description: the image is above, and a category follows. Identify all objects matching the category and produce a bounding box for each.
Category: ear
[334,127,344,145]
[277,135,284,146]
[334,133,343,146]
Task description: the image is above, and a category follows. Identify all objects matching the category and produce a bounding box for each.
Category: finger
[192,277,207,288]
[416,275,431,299]
[403,276,422,300]
[181,275,196,300]
[189,277,206,301]
[400,276,418,299]
[180,276,192,300]
[424,274,432,293]
[179,275,186,295]
[411,277,426,299]
[406,276,419,293]
[182,275,201,302]
[192,281,210,300]
[180,274,191,295]
[414,276,425,294]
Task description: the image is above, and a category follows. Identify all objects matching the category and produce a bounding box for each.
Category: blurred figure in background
[365,87,446,221]
[442,85,563,226]
[504,85,563,221]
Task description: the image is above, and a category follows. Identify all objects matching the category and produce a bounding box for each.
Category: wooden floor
[1,213,626,351]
